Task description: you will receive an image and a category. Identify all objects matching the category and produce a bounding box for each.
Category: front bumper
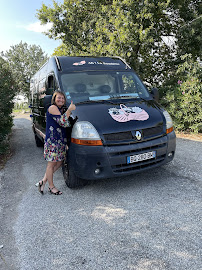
[66,131,176,180]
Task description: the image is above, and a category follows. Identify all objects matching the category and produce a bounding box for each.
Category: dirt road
[0,114,202,270]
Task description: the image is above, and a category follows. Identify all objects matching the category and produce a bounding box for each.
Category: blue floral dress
[44,107,71,162]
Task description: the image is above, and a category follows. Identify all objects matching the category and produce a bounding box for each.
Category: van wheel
[35,134,44,147]
[62,162,87,188]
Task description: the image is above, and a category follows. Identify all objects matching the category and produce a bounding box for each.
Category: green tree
[162,54,202,133]
[169,0,202,60]
[1,42,48,98]
[0,57,16,154]
[37,0,177,86]
[37,0,201,87]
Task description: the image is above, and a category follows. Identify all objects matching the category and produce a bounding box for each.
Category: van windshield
[60,71,150,102]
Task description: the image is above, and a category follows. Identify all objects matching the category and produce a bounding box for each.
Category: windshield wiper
[75,99,116,105]
[110,95,149,102]
[137,96,150,102]
[109,95,138,99]
[74,95,149,105]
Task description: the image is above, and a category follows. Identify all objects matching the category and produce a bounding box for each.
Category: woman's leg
[53,160,63,174]
[46,161,63,194]
[45,161,56,189]
[39,161,63,191]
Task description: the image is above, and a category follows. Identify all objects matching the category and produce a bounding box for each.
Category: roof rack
[54,56,62,71]
[112,56,131,69]
[54,55,131,70]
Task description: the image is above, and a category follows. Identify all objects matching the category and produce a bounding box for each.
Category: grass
[13,103,29,113]
[13,108,30,113]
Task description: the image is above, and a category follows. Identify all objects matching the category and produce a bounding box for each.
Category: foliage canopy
[0,57,16,154]
[1,42,48,98]
[37,0,201,86]
[162,54,202,133]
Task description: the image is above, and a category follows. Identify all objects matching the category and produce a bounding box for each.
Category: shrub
[161,54,202,133]
[0,57,16,155]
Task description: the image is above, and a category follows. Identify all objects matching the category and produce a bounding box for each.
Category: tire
[34,134,44,147]
[62,162,88,188]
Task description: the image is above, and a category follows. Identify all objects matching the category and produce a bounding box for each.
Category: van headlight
[71,121,103,146]
[163,111,174,134]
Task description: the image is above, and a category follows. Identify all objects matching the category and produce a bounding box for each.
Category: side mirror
[151,87,159,102]
[43,95,52,112]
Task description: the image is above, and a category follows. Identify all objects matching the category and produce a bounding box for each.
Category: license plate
[127,151,156,164]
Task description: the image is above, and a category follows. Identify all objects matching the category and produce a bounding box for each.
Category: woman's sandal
[38,180,45,194]
[48,186,62,195]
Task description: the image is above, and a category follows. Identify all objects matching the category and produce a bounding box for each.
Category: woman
[38,91,76,195]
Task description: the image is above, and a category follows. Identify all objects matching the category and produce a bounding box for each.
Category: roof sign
[73,61,120,66]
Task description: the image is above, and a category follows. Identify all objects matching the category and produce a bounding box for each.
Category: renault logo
[135,131,142,140]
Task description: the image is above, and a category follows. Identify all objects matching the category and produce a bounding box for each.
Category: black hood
[71,99,164,135]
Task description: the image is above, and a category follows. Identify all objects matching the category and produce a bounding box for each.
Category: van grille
[104,131,132,141]
[112,154,166,173]
[108,142,166,157]
[143,125,163,138]
[106,138,167,174]
[103,125,164,145]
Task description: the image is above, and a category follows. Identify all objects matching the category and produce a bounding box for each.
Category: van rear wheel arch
[34,134,44,147]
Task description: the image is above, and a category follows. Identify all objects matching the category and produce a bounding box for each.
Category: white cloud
[24,21,52,33]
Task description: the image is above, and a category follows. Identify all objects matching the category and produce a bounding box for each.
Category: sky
[0,0,62,56]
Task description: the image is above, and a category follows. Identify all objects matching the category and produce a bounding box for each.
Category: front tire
[62,162,87,188]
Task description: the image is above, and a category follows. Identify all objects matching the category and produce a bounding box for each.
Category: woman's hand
[68,101,76,112]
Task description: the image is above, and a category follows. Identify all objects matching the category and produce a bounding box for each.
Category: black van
[30,56,176,188]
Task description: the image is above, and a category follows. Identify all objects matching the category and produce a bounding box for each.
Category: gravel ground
[0,114,201,270]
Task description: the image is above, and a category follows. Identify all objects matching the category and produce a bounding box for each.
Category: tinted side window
[122,74,137,93]
[120,72,149,97]
[46,76,55,95]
